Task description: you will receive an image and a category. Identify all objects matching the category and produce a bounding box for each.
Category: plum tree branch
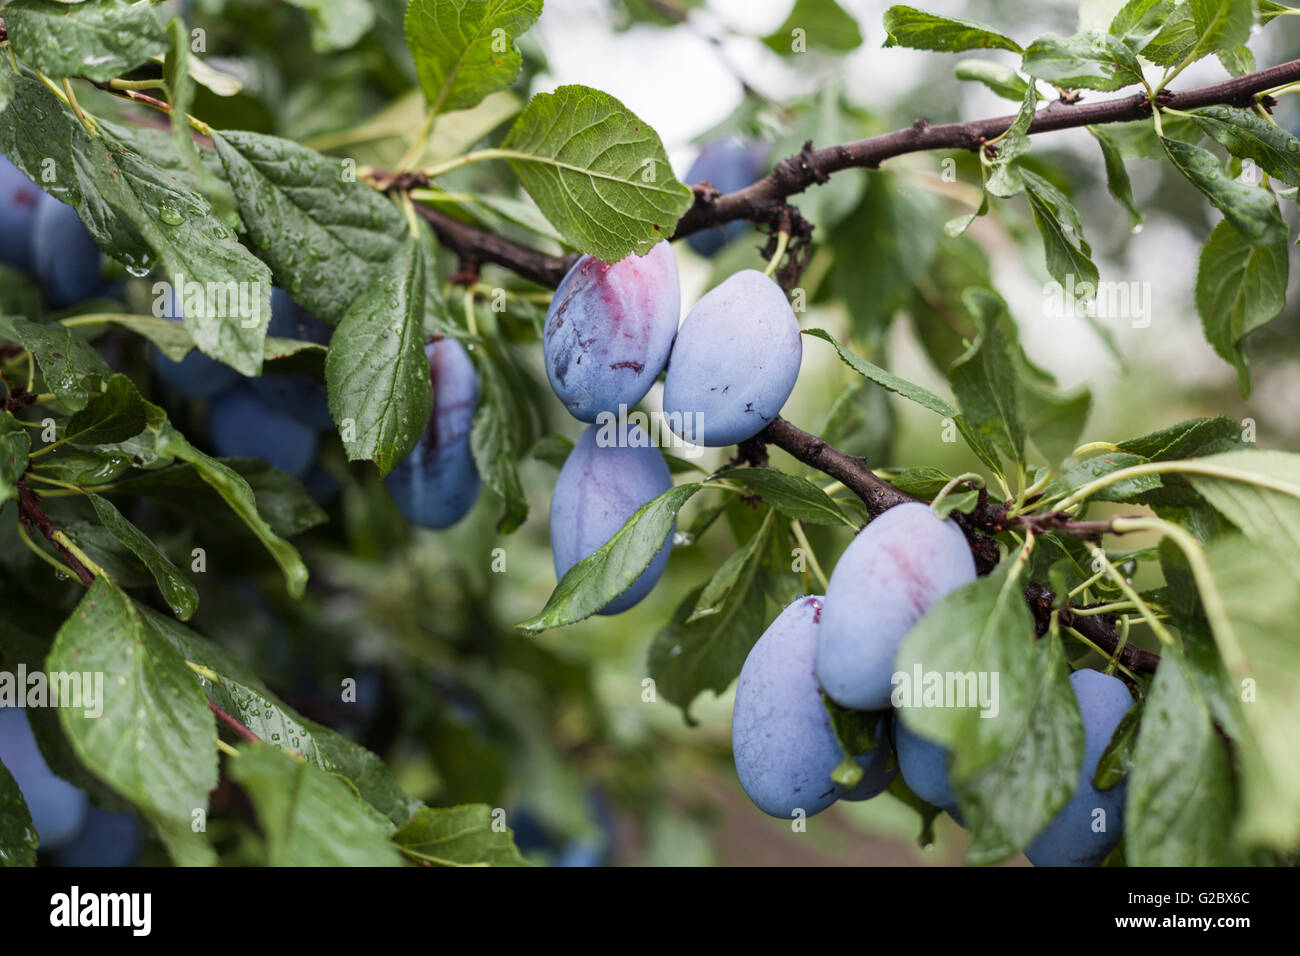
[758,417,1160,674]
[16,482,96,587]
[396,58,1300,285]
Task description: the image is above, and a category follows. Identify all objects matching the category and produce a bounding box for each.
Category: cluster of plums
[542,240,801,613]
[1,156,117,307]
[732,502,1133,867]
[0,708,143,865]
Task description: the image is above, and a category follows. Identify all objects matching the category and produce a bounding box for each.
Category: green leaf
[1093,701,1141,790]
[762,0,863,54]
[1109,0,1176,52]
[1185,106,1300,188]
[1217,44,1256,76]
[825,173,941,336]
[500,85,693,262]
[1021,31,1146,91]
[1022,168,1099,287]
[519,483,698,635]
[141,605,420,828]
[4,0,167,82]
[404,0,542,114]
[713,466,849,527]
[470,345,528,533]
[1140,3,1198,64]
[1187,450,1300,564]
[0,60,13,116]
[1259,0,1298,22]
[108,457,327,539]
[895,562,1085,864]
[1166,116,1260,203]
[1187,0,1255,56]
[0,316,110,410]
[1204,536,1300,849]
[1116,416,1241,460]
[284,0,376,52]
[688,518,769,623]
[984,80,1038,199]
[230,743,403,866]
[1023,375,1092,467]
[1195,219,1288,394]
[1090,126,1143,228]
[0,75,86,207]
[803,328,955,417]
[47,579,218,866]
[1126,648,1241,865]
[63,374,146,446]
[87,494,197,620]
[325,235,433,476]
[163,19,234,226]
[647,563,772,723]
[882,6,1022,53]
[948,289,1026,467]
[214,130,408,326]
[149,411,310,598]
[77,128,273,376]
[0,412,31,511]
[954,59,1029,101]
[1058,451,1163,501]
[0,755,38,866]
[393,805,532,866]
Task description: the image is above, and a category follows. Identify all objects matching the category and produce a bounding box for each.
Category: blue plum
[0,155,43,272]
[894,717,958,812]
[48,805,143,867]
[549,423,673,614]
[250,288,333,430]
[0,708,88,851]
[662,269,801,447]
[31,193,104,306]
[817,502,976,711]
[732,595,895,819]
[1025,669,1132,867]
[543,241,680,423]
[208,385,320,478]
[150,286,242,399]
[384,337,482,529]
[684,141,768,258]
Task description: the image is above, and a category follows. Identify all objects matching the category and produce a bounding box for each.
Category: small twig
[16,482,96,587]
[209,701,261,745]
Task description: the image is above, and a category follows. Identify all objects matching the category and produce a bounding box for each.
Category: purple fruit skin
[732,595,895,819]
[0,155,43,272]
[383,338,482,530]
[0,708,88,851]
[544,241,680,423]
[250,288,333,430]
[150,285,241,399]
[1025,669,1132,867]
[549,423,672,615]
[894,717,958,812]
[816,502,976,711]
[684,141,768,257]
[662,269,801,447]
[32,193,103,306]
[209,386,319,479]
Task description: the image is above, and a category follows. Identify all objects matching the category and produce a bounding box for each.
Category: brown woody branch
[16,482,96,587]
[399,58,1300,286]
